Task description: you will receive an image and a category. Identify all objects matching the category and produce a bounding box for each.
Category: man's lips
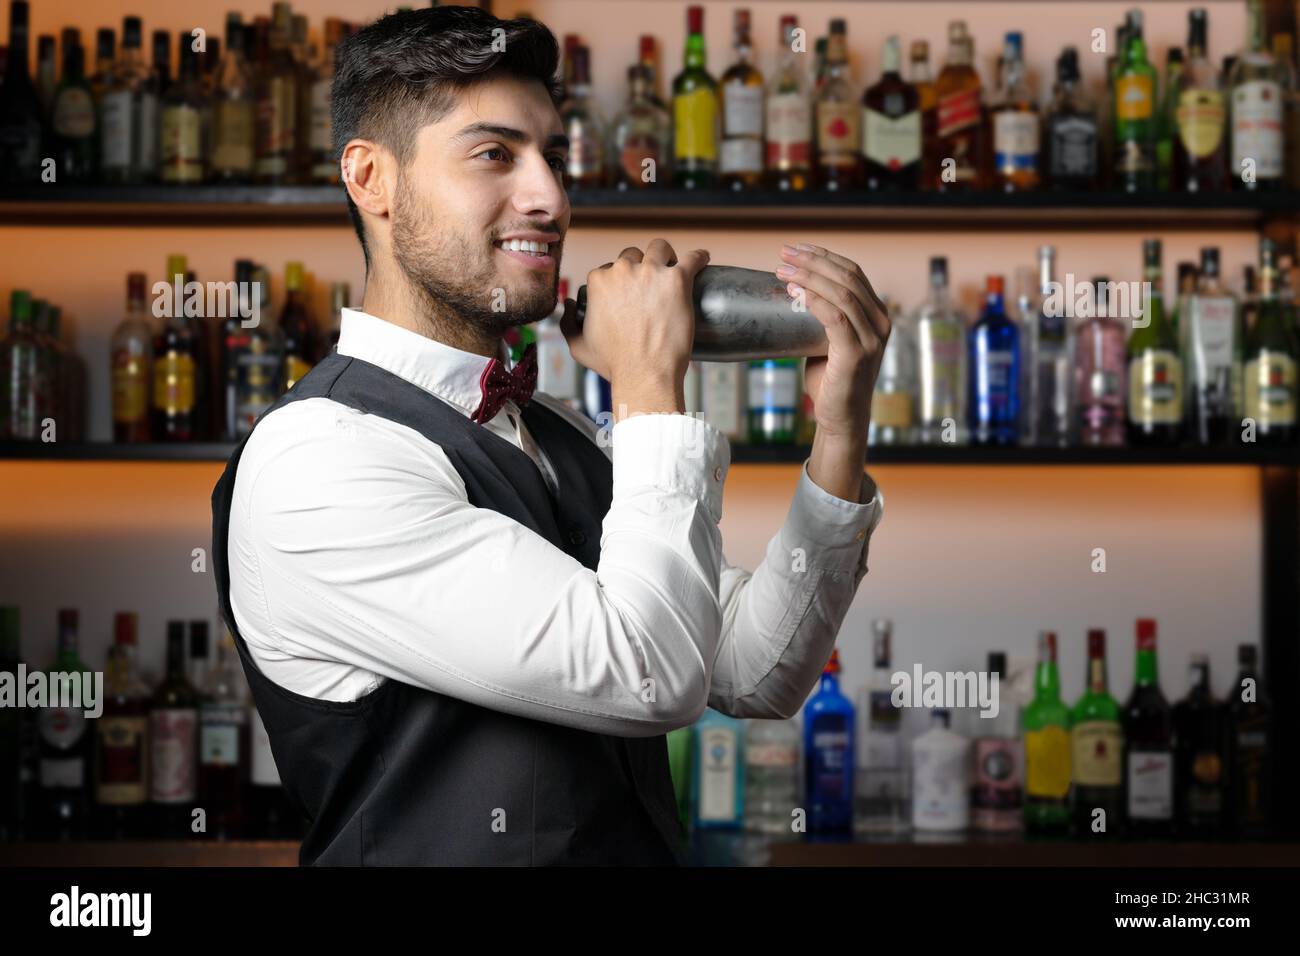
[493,240,557,271]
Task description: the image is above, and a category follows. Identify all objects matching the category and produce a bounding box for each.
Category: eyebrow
[450,123,569,151]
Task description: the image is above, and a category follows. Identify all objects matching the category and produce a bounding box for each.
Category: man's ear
[341,140,391,221]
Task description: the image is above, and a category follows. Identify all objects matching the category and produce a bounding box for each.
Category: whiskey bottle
[160,32,206,184]
[764,15,811,192]
[909,41,938,191]
[610,58,671,190]
[991,32,1040,192]
[111,272,153,442]
[719,8,763,192]
[254,2,299,184]
[560,46,605,189]
[815,18,862,191]
[862,35,921,191]
[935,21,984,192]
[1044,47,1099,191]
[210,12,254,183]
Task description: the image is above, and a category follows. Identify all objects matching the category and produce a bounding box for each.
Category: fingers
[617,246,645,264]
[674,247,711,280]
[642,238,678,267]
[779,243,891,345]
[787,278,863,356]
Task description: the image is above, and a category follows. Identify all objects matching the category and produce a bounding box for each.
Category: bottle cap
[988,651,1006,675]
[1087,629,1106,656]
[823,648,841,675]
[687,6,703,35]
[986,275,1005,295]
[1136,618,1157,650]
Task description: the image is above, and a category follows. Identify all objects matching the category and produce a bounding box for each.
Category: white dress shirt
[226,308,884,738]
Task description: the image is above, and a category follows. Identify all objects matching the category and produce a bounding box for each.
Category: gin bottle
[915,257,967,444]
[855,620,908,835]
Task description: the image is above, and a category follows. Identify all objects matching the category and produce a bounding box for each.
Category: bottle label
[39,704,87,751]
[978,349,1016,409]
[1127,750,1173,819]
[765,91,811,168]
[746,742,798,768]
[913,739,968,826]
[161,106,203,182]
[96,715,148,805]
[1245,352,1297,426]
[566,130,604,179]
[972,737,1022,810]
[937,87,980,138]
[1232,80,1283,178]
[673,88,718,162]
[1176,89,1226,158]
[112,348,150,423]
[816,100,860,167]
[723,83,764,137]
[919,322,963,423]
[993,111,1039,171]
[150,708,197,803]
[537,324,580,401]
[719,138,763,175]
[863,107,921,169]
[872,390,914,429]
[310,79,333,152]
[199,724,241,767]
[865,690,902,769]
[101,91,135,169]
[1071,720,1122,786]
[810,721,851,799]
[212,100,255,174]
[1024,725,1070,798]
[1188,749,1224,816]
[256,75,297,173]
[697,726,739,822]
[701,362,744,437]
[1128,350,1184,425]
[1116,75,1154,121]
[1048,115,1097,178]
[153,352,197,414]
[1187,297,1237,417]
[52,88,96,138]
[748,363,800,409]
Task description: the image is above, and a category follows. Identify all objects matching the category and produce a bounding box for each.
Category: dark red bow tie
[471,343,538,424]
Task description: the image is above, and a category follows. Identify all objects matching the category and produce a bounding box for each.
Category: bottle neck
[1034,656,1059,700]
[1135,647,1158,685]
[166,636,187,681]
[1088,654,1109,694]
[684,32,706,71]
[7,23,29,77]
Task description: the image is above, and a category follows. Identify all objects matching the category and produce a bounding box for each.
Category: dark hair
[331,7,562,269]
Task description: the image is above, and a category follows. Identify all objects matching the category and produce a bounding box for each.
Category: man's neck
[360,270,502,360]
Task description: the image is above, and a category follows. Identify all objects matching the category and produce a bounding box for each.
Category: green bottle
[1242,238,1298,443]
[672,5,718,189]
[1154,47,1183,192]
[1022,631,1071,834]
[1070,630,1124,836]
[1113,8,1158,192]
[1127,238,1184,445]
[747,358,800,444]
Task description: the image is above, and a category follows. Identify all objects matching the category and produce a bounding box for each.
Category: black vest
[211,352,685,865]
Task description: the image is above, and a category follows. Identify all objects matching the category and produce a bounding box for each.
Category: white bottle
[700,362,747,440]
[911,709,971,832]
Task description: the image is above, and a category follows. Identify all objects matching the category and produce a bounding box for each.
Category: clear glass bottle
[1026,245,1072,446]
[609,58,671,190]
[743,717,800,840]
[560,45,605,188]
[764,15,811,192]
[855,620,908,836]
[1183,247,1239,444]
[101,17,150,184]
[815,18,862,191]
[915,256,967,444]
[1228,0,1285,191]
[1075,276,1128,446]
[869,297,916,445]
[911,709,970,833]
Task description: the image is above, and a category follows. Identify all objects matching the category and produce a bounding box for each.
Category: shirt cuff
[611,413,730,523]
[782,459,884,575]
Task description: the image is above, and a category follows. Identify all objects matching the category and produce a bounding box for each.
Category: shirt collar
[335,307,515,418]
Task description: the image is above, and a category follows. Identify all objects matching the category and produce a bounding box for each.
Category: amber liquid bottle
[815,19,863,191]
[253,2,298,184]
[910,41,938,191]
[1173,8,1227,193]
[935,22,985,192]
[764,15,811,192]
[280,261,316,392]
[719,9,764,191]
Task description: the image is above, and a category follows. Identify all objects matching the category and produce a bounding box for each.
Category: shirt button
[713,466,723,481]
[568,528,587,547]
[856,529,866,541]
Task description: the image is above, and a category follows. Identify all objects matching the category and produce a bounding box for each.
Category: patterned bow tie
[471,343,538,424]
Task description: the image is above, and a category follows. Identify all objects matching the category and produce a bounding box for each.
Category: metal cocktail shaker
[569,265,830,361]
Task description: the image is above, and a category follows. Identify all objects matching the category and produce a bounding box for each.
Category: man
[212,7,890,865]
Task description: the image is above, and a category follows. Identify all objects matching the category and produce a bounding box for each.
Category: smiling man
[211,7,889,866]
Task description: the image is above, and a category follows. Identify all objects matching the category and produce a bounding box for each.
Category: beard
[390,171,560,342]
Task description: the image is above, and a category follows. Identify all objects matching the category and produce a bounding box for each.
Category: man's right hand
[560,239,709,421]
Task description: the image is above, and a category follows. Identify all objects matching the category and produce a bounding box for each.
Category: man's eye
[546,154,567,173]
[480,147,509,163]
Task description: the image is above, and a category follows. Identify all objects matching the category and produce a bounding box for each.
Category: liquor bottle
[804,649,854,835]
[90,27,116,106]
[743,717,800,840]
[1127,239,1184,445]
[1075,276,1128,446]
[324,281,349,359]
[1171,262,1198,342]
[30,301,62,430]
[1100,19,1129,190]
[1026,246,1071,447]
[1228,0,1285,192]
[1123,619,1175,838]
[153,255,199,441]
[869,297,915,445]
[0,606,30,839]
[635,34,665,111]
[50,32,98,182]
[39,610,93,840]
[764,16,811,193]
[1175,9,1227,193]
[1,290,42,439]
[700,362,746,443]
[111,272,153,442]
[1113,9,1157,192]
[969,275,1021,446]
[1242,238,1298,443]
[160,32,206,184]
[100,17,148,183]
[991,32,1040,192]
[692,707,744,831]
[534,279,580,411]
[139,29,169,181]
[935,22,985,192]
[915,257,967,445]
[150,621,199,837]
[971,652,1023,833]
[1240,264,1259,335]
[1022,631,1070,835]
[248,705,301,839]
[1174,654,1226,838]
[1279,33,1300,191]
[210,13,254,183]
[255,3,299,184]
[0,2,43,183]
[188,620,211,693]
[854,620,907,835]
[747,358,799,444]
[94,612,150,839]
[719,9,763,192]
[610,55,671,190]
[672,5,718,190]
[815,19,862,191]
[36,33,58,118]
[1155,48,1184,192]
[862,36,921,192]
[307,19,344,184]
[1224,644,1270,838]
[198,629,250,839]
[560,46,604,189]
[1183,247,1239,445]
[1044,47,1099,191]
[280,261,316,392]
[910,41,938,191]
[911,709,969,833]
[1070,630,1123,837]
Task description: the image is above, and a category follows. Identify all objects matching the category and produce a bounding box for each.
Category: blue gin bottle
[968,274,1022,445]
[804,649,855,835]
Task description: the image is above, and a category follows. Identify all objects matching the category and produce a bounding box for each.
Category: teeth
[498,239,550,256]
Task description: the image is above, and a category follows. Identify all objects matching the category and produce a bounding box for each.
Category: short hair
[331,7,562,269]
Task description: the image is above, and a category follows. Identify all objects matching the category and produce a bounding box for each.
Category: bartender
[212,6,889,865]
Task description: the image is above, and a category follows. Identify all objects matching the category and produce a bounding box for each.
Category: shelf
[0,840,300,867]
[1,441,1296,466]
[767,838,1300,867]
[2,186,1297,229]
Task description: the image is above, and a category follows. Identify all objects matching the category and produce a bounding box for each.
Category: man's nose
[513,154,569,221]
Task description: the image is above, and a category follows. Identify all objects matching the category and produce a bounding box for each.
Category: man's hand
[777,242,889,440]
